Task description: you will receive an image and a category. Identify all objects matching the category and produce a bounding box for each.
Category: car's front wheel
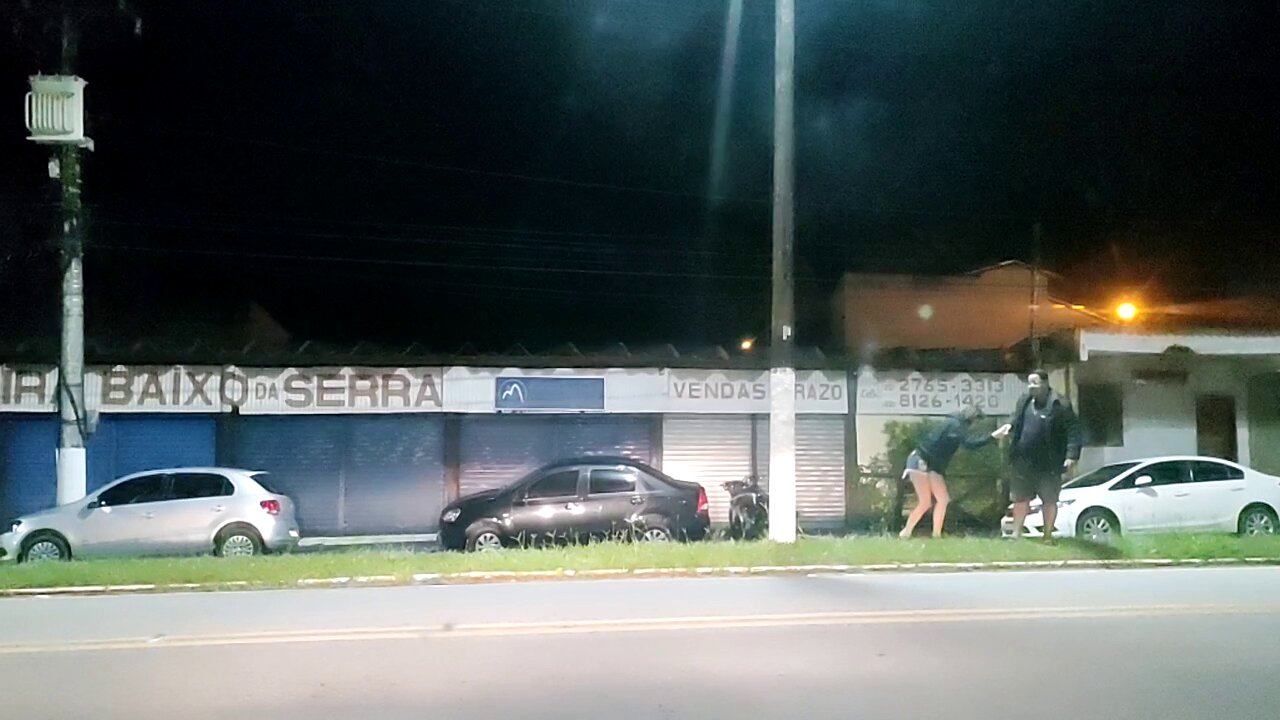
[1238,505,1278,536]
[19,532,70,563]
[1076,508,1120,543]
[465,523,505,552]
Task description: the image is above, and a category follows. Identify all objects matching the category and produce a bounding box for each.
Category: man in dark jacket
[1007,369,1082,541]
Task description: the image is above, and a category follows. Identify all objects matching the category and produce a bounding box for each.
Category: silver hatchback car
[0,468,301,563]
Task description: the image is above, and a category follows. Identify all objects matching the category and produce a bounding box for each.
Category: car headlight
[442,509,461,523]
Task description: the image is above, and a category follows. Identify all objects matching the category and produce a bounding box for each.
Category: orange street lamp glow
[1116,302,1138,321]
[740,338,755,351]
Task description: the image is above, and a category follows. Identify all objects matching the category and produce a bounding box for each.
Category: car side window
[98,474,170,506]
[524,470,581,500]
[1191,461,1244,483]
[1148,462,1192,486]
[1117,461,1190,488]
[170,473,234,500]
[588,469,639,495]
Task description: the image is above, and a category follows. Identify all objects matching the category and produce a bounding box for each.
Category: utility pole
[55,6,88,505]
[768,0,797,543]
[1029,221,1042,368]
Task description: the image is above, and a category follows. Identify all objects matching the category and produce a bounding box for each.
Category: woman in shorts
[900,406,1011,538]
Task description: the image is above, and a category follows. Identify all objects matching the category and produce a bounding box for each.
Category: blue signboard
[495,377,605,412]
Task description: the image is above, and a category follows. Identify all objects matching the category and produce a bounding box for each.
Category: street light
[1116,302,1138,322]
[740,338,755,351]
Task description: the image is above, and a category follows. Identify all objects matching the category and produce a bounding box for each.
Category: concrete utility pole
[55,7,88,505]
[1029,221,1042,368]
[23,2,132,505]
[768,0,797,543]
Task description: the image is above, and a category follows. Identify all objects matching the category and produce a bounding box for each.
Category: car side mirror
[86,498,104,510]
[1134,475,1153,487]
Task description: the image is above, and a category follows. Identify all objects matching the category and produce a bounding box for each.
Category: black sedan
[438,457,710,551]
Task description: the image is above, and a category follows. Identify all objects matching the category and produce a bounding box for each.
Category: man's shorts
[1010,466,1062,504]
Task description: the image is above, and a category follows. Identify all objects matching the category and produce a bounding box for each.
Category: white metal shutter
[753,415,847,527]
[662,415,753,525]
[796,416,846,525]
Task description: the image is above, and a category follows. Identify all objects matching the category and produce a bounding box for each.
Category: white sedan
[1001,456,1280,542]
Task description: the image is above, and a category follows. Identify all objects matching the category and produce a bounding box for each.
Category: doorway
[1196,395,1238,461]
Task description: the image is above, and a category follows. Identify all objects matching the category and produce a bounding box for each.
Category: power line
[87,217,774,262]
[86,206,1053,257]
[89,115,762,205]
[249,265,772,305]
[88,205,714,243]
[86,242,776,281]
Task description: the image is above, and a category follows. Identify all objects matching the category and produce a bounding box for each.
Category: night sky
[2,0,1278,353]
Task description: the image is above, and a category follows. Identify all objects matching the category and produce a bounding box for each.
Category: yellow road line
[2,604,1277,655]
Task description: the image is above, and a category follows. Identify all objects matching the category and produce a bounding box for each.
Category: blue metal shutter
[0,416,58,524]
[224,416,345,535]
[554,415,653,464]
[86,415,217,493]
[459,415,654,497]
[459,415,557,497]
[342,416,446,534]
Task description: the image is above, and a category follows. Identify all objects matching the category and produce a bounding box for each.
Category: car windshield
[1063,463,1140,489]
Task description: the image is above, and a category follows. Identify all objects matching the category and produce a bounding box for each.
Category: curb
[3,556,1280,597]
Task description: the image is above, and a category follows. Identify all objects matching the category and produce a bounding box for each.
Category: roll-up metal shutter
[87,415,217,493]
[223,416,345,535]
[796,416,847,525]
[0,416,58,523]
[459,415,555,498]
[459,415,654,498]
[662,415,754,525]
[342,416,446,534]
[555,415,653,464]
[748,415,846,527]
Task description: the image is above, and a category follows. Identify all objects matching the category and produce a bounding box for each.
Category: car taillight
[696,487,709,515]
[260,499,281,515]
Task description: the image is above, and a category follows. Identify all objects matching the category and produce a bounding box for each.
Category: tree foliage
[854,417,1010,533]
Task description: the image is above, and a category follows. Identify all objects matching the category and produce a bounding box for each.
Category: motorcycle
[723,474,769,540]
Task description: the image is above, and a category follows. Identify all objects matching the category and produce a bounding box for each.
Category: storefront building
[1,363,850,535]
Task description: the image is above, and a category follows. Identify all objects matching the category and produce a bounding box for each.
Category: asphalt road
[2,567,1279,719]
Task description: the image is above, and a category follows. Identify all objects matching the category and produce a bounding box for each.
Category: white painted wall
[855,414,898,469]
[1075,356,1251,470]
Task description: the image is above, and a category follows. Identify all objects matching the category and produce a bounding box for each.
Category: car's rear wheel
[1239,505,1278,536]
[465,524,505,552]
[1076,508,1120,543]
[19,532,70,563]
[215,525,264,557]
[637,519,673,543]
